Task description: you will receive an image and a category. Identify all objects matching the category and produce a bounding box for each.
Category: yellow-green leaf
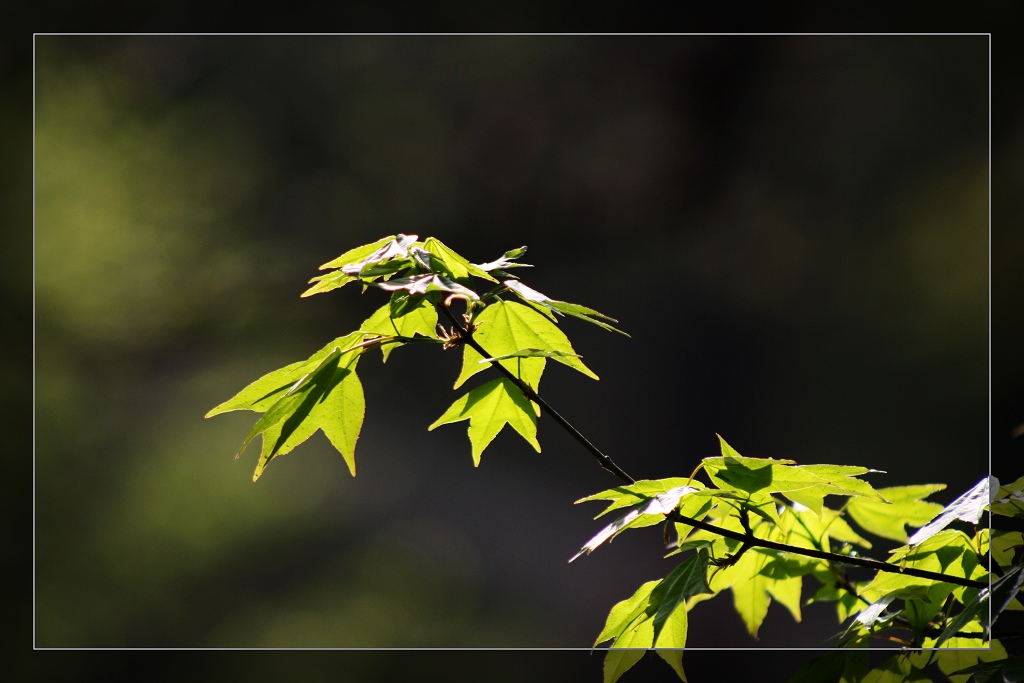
[205,333,363,417]
[253,348,364,480]
[427,377,540,465]
[604,616,654,683]
[846,484,946,542]
[455,300,597,390]
[359,298,438,361]
[423,236,497,282]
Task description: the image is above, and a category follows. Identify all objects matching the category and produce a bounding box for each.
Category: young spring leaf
[252,348,365,480]
[594,580,659,648]
[454,300,597,391]
[206,333,366,417]
[845,484,946,542]
[374,273,481,300]
[906,476,996,546]
[427,377,540,465]
[477,348,581,364]
[704,436,887,513]
[992,475,1024,518]
[336,233,418,275]
[474,245,532,273]
[317,234,405,271]
[604,617,654,683]
[502,279,629,336]
[576,478,701,518]
[422,236,498,282]
[301,269,357,298]
[570,485,699,562]
[359,297,438,361]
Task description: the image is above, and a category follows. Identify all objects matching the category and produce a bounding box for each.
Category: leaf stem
[438,301,987,592]
[438,301,636,484]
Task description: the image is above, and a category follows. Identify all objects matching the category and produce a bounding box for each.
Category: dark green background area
[18,31,1014,679]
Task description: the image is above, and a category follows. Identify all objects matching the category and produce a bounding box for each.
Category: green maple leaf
[454,299,597,392]
[502,278,628,336]
[704,436,887,515]
[422,236,497,282]
[596,552,711,683]
[206,332,367,480]
[359,297,438,361]
[846,484,946,542]
[427,377,540,465]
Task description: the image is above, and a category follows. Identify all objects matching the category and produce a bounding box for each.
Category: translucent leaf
[455,300,597,390]
[655,650,686,682]
[427,377,540,465]
[650,551,711,646]
[907,477,996,546]
[374,273,480,300]
[846,484,946,542]
[475,246,532,273]
[991,475,1024,518]
[594,580,659,646]
[253,349,364,480]
[570,486,699,562]
[422,236,498,282]
[334,233,418,273]
[503,279,629,336]
[604,617,653,683]
[941,639,1009,683]
[478,348,581,363]
[318,234,403,270]
[705,436,887,508]
[359,298,438,361]
[576,478,701,514]
[205,333,362,417]
[234,348,344,460]
[935,564,1023,647]
[855,593,897,628]
[301,269,357,298]
[728,543,773,639]
[991,530,1024,569]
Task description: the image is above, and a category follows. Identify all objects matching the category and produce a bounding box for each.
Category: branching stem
[438,301,987,592]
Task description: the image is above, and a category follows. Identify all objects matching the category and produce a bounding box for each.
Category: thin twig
[437,300,988,592]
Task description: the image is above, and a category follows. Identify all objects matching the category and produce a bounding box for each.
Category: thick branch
[438,301,987,592]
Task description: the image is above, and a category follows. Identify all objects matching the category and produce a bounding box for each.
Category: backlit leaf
[846,485,946,542]
[374,273,480,300]
[705,437,886,509]
[503,279,629,335]
[907,477,995,546]
[318,234,403,270]
[651,551,711,645]
[359,298,438,361]
[990,475,1024,518]
[423,236,498,282]
[427,377,540,465]
[604,617,653,683]
[301,269,357,297]
[253,348,364,480]
[474,245,532,272]
[728,542,773,638]
[570,486,699,562]
[595,580,659,646]
[206,333,365,417]
[455,300,597,390]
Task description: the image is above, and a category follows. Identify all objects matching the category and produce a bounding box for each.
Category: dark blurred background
[24,31,1009,676]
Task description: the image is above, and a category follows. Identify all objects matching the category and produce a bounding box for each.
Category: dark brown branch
[438,300,988,592]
